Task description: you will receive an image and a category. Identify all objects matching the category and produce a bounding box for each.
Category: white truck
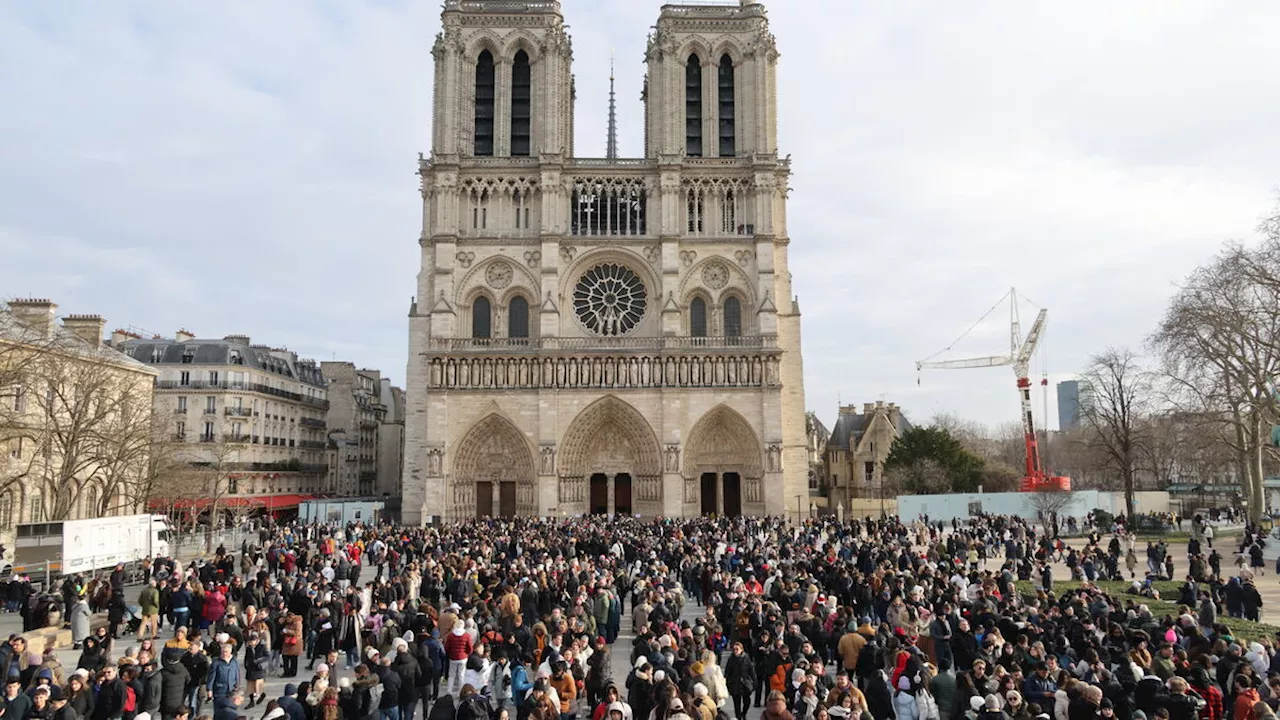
[6,514,173,578]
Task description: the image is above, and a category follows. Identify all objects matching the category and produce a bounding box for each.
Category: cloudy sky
[3,0,1279,433]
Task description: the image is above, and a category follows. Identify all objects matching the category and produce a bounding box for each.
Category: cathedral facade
[402,0,806,523]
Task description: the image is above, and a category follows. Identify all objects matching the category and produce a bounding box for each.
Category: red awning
[148,494,312,512]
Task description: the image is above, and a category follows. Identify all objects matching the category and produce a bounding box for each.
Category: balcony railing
[198,435,215,443]
[155,379,326,407]
[223,434,252,445]
[173,408,187,415]
[224,407,254,417]
[203,408,217,415]
[443,0,560,12]
[173,433,186,441]
[426,334,777,353]
[298,440,327,450]
[299,417,326,429]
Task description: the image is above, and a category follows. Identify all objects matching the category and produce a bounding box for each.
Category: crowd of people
[0,512,1272,720]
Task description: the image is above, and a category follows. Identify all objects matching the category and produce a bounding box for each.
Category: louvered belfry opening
[511,50,532,156]
[474,50,496,156]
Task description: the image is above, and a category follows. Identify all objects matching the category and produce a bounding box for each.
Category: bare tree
[1152,239,1280,521]
[1079,347,1152,518]
[105,407,189,516]
[0,330,60,513]
[1029,487,1073,532]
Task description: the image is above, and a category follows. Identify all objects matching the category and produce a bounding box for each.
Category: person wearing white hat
[443,620,473,696]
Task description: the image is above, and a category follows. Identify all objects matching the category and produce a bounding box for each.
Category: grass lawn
[1014,579,1280,643]
[1127,528,1244,543]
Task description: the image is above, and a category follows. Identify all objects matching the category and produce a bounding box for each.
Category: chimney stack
[110,328,141,345]
[175,329,195,343]
[862,403,875,415]
[8,299,58,339]
[224,334,251,346]
[63,315,106,350]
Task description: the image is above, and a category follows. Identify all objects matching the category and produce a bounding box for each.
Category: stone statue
[766,444,782,473]
[540,445,557,475]
[665,444,680,473]
[426,448,444,477]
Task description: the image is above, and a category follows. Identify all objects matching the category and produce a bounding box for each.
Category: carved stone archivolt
[683,405,765,504]
[451,413,536,515]
[558,396,663,504]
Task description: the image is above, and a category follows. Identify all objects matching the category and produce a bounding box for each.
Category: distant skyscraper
[1057,380,1081,430]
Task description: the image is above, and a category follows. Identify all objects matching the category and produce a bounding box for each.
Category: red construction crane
[916,289,1071,493]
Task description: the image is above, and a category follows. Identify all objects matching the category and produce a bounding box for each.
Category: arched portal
[559,396,663,516]
[452,413,536,518]
[684,405,764,517]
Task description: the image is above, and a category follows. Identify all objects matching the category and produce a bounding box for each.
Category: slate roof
[826,408,913,451]
[115,337,326,388]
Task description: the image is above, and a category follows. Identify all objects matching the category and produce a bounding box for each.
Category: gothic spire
[606,50,619,159]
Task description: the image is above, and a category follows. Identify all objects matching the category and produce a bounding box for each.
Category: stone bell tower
[427,0,574,159]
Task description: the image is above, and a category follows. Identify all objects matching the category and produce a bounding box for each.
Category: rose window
[573,263,647,336]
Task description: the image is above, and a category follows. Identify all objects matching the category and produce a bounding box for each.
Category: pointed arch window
[723,296,742,338]
[511,50,532,156]
[690,297,708,338]
[474,50,496,157]
[718,54,736,157]
[472,296,492,339]
[509,296,530,339]
[686,54,703,157]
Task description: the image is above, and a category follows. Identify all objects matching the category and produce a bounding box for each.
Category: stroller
[123,604,144,635]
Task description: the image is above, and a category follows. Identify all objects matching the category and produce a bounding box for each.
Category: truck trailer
[6,514,173,578]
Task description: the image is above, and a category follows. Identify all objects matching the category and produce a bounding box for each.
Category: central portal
[588,473,634,516]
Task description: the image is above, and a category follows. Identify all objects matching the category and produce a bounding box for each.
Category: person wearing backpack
[120,664,143,720]
[419,631,447,703]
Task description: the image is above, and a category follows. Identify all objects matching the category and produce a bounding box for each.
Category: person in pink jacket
[202,586,228,629]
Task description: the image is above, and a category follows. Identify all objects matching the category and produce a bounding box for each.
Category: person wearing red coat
[443,623,473,696]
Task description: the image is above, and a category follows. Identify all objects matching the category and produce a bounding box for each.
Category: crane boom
[917,355,1012,371]
[1014,309,1048,378]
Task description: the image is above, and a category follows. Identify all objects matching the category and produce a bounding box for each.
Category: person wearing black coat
[140,661,164,718]
[429,696,457,720]
[159,656,191,718]
[862,671,894,720]
[379,660,404,715]
[392,643,423,720]
[724,642,756,720]
[180,644,210,718]
[92,667,125,720]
